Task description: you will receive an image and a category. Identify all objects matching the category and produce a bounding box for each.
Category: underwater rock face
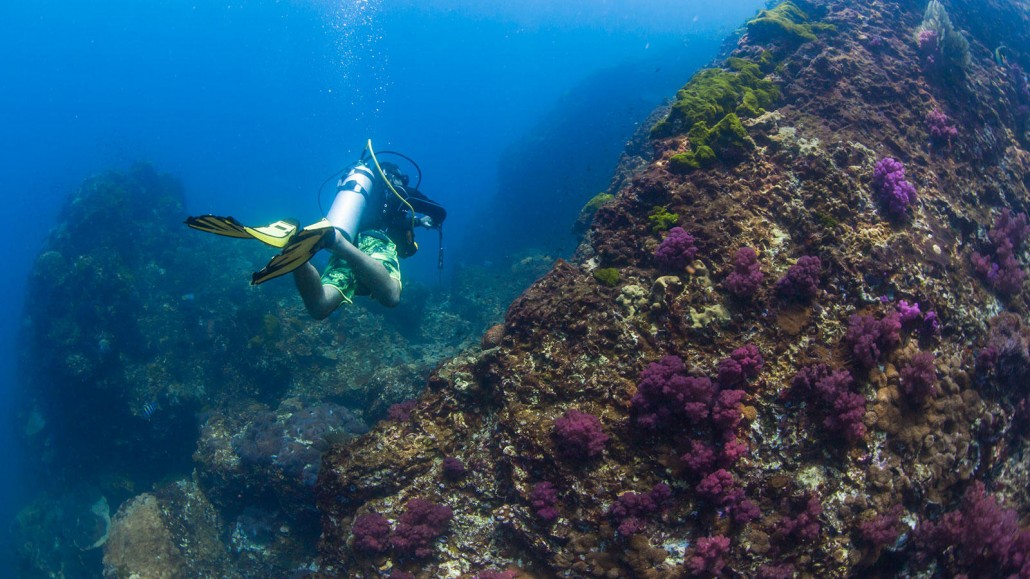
[316,0,1030,577]
[193,398,367,535]
[102,480,228,579]
[103,494,183,579]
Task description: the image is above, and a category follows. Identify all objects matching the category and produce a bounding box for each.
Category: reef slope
[317,1,1030,577]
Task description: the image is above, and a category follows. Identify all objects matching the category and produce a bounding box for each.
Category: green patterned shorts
[321,230,401,304]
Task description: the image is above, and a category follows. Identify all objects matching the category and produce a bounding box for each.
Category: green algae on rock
[651,59,780,140]
[745,0,836,44]
[592,267,621,287]
[647,205,680,232]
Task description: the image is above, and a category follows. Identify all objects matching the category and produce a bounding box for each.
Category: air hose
[365,139,416,232]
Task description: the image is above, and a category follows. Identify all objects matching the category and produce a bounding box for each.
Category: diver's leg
[293,262,344,320]
[323,230,401,308]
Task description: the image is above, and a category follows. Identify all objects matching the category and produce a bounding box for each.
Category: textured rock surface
[102,479,228,579]
[316,1,1030,577]
[103,494,183,579]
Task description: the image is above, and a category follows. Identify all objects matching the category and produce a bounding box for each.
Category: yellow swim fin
[186,215,299,248]
[251,220,335,285]
[243,220,299,248]
[185,214,253,239]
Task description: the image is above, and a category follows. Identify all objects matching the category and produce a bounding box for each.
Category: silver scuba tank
[326,162,379,242]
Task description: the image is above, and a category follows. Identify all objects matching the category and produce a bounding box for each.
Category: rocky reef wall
[315,1,1030,577]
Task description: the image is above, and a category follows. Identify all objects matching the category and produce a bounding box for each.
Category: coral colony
[971,209,1030,295]
[723,246,764,298]
[926,107,959,144]
[775,255,821,301]
[551,409,609,460]
[871,157,918,219]
[654,226,699,271]
[16,0,1030,577]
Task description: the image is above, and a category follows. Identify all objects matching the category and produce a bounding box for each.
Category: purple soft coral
[711,389,747,433]
[697,469,760,524]
[896,300,921,324]
[724,246,764,298]
[899,352,938,402]
[655,226,699,271]
[352,512,392,554]
[926,108,958,144]
[978,312,1030,393]
[387,399,417,422]
[775,255,822,301]
[791,364,867,442]
[441,457,467,480]
[916,481,1030,576]
[717,344,764,387]
[552,409,609,460]
[858,504,904,548]
[609,483,672,536]
[680,439,717,476]
[530,481,559,522]
[686,535,731,576]
[390,499,453,558]
[775,494,823,544]
[971,209,1029,295]
[632,355,715,431]
[681,438,748,478]
[845,312,901,369]
[872,157,918,219]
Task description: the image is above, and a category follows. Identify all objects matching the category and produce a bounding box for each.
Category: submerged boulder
[102,479,229,579]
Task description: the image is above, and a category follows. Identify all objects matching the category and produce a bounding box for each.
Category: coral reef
[230,400,367,487]
[314,0,1030,576]
[746,1,835,44]
[15,0,1030,576]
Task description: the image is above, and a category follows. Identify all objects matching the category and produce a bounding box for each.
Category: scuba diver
[186,140,446,319]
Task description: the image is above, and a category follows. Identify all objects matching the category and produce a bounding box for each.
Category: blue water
[0,0,767,571]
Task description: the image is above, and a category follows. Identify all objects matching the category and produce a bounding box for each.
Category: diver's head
[379,162,410,188]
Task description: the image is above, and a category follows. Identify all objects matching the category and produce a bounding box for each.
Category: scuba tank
[324,140,447,264]
[326,161,380,243]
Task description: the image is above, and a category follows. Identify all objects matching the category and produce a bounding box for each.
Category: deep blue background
[0,0,766,568]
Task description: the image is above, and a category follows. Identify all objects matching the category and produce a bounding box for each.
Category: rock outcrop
[316,1,1030,577]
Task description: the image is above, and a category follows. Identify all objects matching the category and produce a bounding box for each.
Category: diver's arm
[325,230,401,307]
